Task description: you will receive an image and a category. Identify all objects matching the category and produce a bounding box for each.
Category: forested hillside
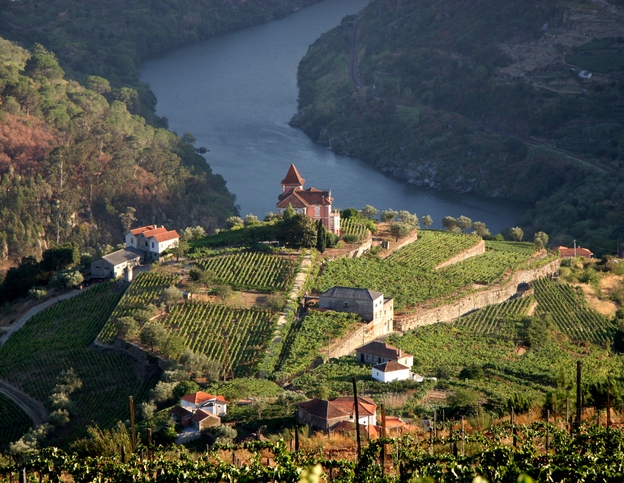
[293,0,624,253]
[0,0,321,119]
[0,38,237,265]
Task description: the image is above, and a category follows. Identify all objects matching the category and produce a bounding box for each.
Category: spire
[281,163,305,188]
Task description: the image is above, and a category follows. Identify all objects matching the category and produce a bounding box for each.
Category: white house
[180,391,227,417]
[126,225,180,261]
[355,341,413,368]
[372,361,411,383]
[90,247,142,279]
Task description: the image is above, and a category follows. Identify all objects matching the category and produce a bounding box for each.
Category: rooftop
[101,247,143,266]
[356,341,411,361]
[281,163,305,187]
[373,361,410,373]
[321,286,383,301]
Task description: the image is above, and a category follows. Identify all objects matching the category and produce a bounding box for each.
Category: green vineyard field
[533,278,614,344]
[0,393,32,452]
[455,296,534,334]
[165,303,275,378]
[0,282,156,446]
[340,219,369,240]
[195,251,300,292]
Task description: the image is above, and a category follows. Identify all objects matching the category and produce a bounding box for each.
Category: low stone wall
[395,259,560,332]
[380,230,419,259]
[329,318,390,359]
[435,239,485,269]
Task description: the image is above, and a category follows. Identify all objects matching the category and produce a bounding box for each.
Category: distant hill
[293,0,624,253]
[0,38,237,265]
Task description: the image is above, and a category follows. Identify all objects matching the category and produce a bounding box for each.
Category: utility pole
[352,377,361,461]
[575,361,582,433]
[574,239,577,258]
[129,396,136,451]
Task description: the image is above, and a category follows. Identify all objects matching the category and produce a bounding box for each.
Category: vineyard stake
[546,410,550,452]
[566,398,570,433]
[129,395,136,451]
[19,468,26,483]
[352,377,362,462]
[381,404,387,478]
[434,410,437,438]
[295,421,300,452]
[511,408,516,448]
[575,361,582,433]
[607,387,612,428]
[461,417,465,456]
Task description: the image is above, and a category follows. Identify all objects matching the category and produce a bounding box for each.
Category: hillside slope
[0,39,237,266]
[293,0,624,252]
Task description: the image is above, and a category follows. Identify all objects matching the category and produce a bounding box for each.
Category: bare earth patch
[575,282,617,317]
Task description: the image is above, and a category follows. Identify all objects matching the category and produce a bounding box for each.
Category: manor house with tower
[276,164,341,234]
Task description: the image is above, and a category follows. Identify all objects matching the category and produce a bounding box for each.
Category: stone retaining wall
[395,259,560,332]
[435,239,485,269]
[328,317,390,359]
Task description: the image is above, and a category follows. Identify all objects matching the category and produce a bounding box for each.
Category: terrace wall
[329,316,391,359]
[394,259,561,332]
[435,239,485,269]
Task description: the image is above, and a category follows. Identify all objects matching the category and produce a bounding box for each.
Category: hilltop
[292,0,624,254]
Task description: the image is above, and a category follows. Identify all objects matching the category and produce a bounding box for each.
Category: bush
[342,233,361,244]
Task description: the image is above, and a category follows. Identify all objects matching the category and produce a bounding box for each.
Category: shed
[90,247,143,279]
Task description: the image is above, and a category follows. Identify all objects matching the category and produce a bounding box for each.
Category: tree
[442,216,458,231]
[360,205,378,220]
[172,380,200,400]
[457,215,473,233]
[162,334,186,359]
[534,231,549,249]
[390,222,412,241]
[509,226,524,241]
[244,214,260,227]
[421,215,433,229]
[49,269,84,290]
[316,220,326,253]
[40,243,80,273]
[380,209,398,223]
[140,322,167,352]
[86,76,111,94]
[170,239,189,261]
[24,44,65,80]
[214,284,232,303]
[341,207,359,219]
[226,216,244,229]
[397,210,419,227]
[114,316,139,340]
[264,212,279,222]
[161,286,182,307]
[119,207,137,234]
[447,388,480,417]
[282,204,296,221]
[277,213,317,248]
[472,221,491,238]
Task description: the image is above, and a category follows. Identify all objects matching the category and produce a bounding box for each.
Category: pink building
[276,164,341,234]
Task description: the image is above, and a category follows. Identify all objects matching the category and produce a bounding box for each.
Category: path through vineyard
[0,379,46,425]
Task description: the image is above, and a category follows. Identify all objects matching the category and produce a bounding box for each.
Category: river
[140,0,528,233]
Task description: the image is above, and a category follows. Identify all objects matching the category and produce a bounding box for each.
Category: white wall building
[372,361,411,383]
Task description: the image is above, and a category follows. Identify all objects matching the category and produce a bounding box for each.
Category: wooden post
[433,410,437,438]
[575,361,582,433]
[381,404,387,478]
[511,408,516,448]
[129,396,136,451]
[607,387,612,428]
[461,417,465,456]
[147,428,153,460]
[566,398,570,433]
[352,377,362,461]
[546,410,550,452]
[19,468,26,483]
[294,422,300,452]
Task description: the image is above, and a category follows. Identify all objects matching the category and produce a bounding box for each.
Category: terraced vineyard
[533,278,614,344]
[98,271,179,343]
[455,296,534,334]
[340,219,369,240]
[0,282,156,445]
[165,304,275,377]
[0,393,32,452]
[195,251,300,292]
[317,232,541,311]
[387,230,480,269]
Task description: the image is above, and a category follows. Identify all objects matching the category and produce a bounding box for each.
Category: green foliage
[277,214,317,249]
[0,393,32,452]
[172,380,200,400]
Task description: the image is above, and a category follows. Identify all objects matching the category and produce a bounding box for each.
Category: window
[344,302,349,308]
[314,206,320,217]
[131,238,134,244]
[151,242,155,248]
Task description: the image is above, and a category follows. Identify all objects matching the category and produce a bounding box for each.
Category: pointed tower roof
[281,163,305,187]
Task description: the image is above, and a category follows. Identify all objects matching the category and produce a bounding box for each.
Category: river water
[140,0,528,233]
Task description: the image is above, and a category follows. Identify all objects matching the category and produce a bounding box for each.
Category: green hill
[293,0,624,254]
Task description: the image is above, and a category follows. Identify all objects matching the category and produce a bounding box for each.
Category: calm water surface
[140,0,528,233]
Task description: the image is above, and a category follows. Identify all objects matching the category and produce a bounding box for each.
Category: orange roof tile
[142,227,169,238]
[181,391,226,405]
[557,246,593,258]
[281,164,305,186]
[331,396,377,417]
[152,230,180,243]
[277,188,332,209]
[130,225,157,235]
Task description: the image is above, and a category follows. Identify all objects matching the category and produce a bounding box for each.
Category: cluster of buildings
[90,225,180,279]
[171,391,228,432]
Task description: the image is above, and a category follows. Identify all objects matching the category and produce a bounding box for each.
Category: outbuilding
[90,247,142,279]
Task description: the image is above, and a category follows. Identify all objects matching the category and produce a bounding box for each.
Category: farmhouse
[355,341,413,367]
[90,247,142,279]
[126,225,180,261]
[276,164,341,234]
[297,395,377,432]
[557,246,594,259]
[319,287,394,329]
[180,391,227,417]
[372,360,411,383]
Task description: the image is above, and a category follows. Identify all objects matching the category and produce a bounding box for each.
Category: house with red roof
[125,224,180,261]
[556,246,594,259]
[276,164,341,234]
[180,391,227,417]
[372,360,412,383]
[355,341,414,368]
[297,395,377,432]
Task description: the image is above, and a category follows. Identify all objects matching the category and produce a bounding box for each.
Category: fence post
[352,377,361,461]
[546,410,550,452]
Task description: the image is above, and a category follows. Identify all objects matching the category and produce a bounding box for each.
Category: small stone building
[355,341,413,368]
[319,287,394,330]
[90,247,143,279]
[297,396,377,432]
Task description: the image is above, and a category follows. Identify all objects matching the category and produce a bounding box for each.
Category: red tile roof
[331,396,377,417]
[557,246,593,258]
[130,225,157,235]
[298,398,351,419]
[281,164,305,186]
[180,391,226,405]
[193,409,220,423]
[152,230,180,243]
[277,188,333,209]
[171,405,192,419]
[142,227,169,238]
